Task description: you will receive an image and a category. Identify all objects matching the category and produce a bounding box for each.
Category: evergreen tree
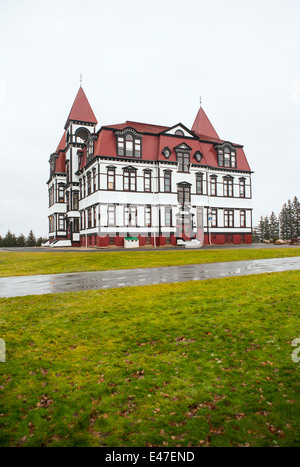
[279,203,289,240]
[0,235,2,247]
[252,228,260,243]
[2,230,17,247]
[269,211,279,240]
[26,230,36,247]
[36,237,47,247]
[263,216,271,240]
[17,234,26,247]
[292,196,300,237]
[256,216,265,242]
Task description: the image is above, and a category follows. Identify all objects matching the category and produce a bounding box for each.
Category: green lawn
[0,247,299,277]
[0,271,299,447]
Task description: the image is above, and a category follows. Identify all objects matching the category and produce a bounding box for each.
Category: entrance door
[176,214,193,241]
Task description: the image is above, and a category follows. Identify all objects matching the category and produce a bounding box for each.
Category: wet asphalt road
[0,256,299,297]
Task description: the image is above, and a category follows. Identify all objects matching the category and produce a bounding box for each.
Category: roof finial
[200,96,202,107]
[80,74,83,87]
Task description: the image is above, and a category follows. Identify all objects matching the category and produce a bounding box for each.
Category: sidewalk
[0,256,299,297]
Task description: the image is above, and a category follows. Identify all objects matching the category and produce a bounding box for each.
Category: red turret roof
[192,107,220,140]
[65,87,98,129]
[56,131,66,152]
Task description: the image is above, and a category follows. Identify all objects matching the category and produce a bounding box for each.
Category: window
[240,210,246,228]
[117,137,124,156]
[239,178,246,198]
[224,148,230,168]
[125,134,133,157]
[145,205,151,227]
[73,219,79,233]
[49,186,54,206]
[93,206,97,227]
[210,177,217,196]
[134,138,141,158]
[117,133,142,158]
[80,211,85,230]
[224,209,234,228]
[66,191,70,211]
[175,129,184,136]
[107,205,116,226]
[107,167,115,190]
[196,173,203,194]
[223,177,233,197]
[217,146,236,168]
[164,171,171,192]
[58,214,65,231]
[58,185,65,203]
[209,208,218,228]
[49,216,54,232]
[165,206,172,227]
[83,176,86,198]
[144,171,151,192]
[177,152,190,172]
[178,183,191,205]
[88,208,92,229]
[123,168,137,191]
[73,191,79,210]
[93,168,97,192]
[87,172,92,195]
[124,205,137,227]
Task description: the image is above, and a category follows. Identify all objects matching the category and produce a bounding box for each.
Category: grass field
[0,247,299,277]
[0,271,299,447]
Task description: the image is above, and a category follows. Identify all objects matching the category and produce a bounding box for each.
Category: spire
[64,87,98,129]
[192,106,220,140]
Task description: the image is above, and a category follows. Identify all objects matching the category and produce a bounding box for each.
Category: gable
[161,123,195,138]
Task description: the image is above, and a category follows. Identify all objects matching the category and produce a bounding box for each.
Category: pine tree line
[253,196,300,242]
[0,230,47,248]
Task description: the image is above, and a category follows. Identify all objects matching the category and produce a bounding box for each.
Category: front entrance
[176,208,195,241]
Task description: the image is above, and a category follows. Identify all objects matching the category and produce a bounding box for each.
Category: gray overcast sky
[0,0,299,238]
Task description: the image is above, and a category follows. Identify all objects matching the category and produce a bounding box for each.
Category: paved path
[0,256,299,298]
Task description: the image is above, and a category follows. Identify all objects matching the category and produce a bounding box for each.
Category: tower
[64,87,98,243]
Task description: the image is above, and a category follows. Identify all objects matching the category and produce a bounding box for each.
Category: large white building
[47,87,253,247]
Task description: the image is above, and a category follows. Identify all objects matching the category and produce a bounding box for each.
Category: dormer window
[116,129,142,158]
[217,144,236,168]
[175,144,191,173]
[87,138,94,159]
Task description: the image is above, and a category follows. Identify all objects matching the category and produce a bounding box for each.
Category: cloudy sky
[0,0,299,238]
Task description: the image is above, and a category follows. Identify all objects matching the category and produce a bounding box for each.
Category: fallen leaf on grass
[37,395,53,408]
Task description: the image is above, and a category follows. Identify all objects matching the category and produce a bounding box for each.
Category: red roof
[56,131,66,152]
[55,152,66,173]
[65,87,97,129]
[103,121,169,134]
[93,121,251,171]
[192,107,220,140]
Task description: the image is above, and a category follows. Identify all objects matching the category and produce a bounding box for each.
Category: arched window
[217,144,236,168]
[125,134,133,157]
[116,129,142,158]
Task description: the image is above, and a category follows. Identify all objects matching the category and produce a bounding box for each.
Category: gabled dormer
[174,142,192,173]
[160,123,195,138]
